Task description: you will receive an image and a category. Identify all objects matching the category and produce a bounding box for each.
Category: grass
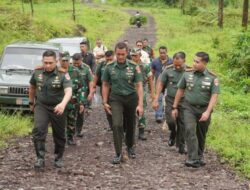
[0,112,33,148]
[0,0,129,52]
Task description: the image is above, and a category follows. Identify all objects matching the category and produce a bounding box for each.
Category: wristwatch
[172,106,177,110]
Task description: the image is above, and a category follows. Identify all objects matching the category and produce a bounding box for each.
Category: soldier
[102,42,144,164]
[93,50,115,130]
[172,52,220,168]
[136,40,150,64]
[142,38,154,60]
[72,53,94,137]
[130,48,154,141]
[80,41,96,72]
[153,52,188,154]
[29,50,72,169]
[151,46,173,123]
[59,51,86,145]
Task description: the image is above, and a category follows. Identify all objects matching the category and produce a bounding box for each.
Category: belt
[191,104,207,109]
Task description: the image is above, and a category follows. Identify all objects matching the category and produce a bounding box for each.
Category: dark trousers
[32,103,66,156]
[165,96,185,148]
[76,110,84,134]
[184,102,211,160]
[109,93,138,155]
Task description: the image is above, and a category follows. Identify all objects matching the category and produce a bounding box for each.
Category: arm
[29,84,36,111]
[171,89,185,119]
[199,94,219,121]
[102,81,111,115]
[54,87,72,115]
[152,80,164,110]
[136,81,144,116]
[148,75,154,100]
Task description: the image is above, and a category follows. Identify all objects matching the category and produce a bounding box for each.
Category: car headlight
[0,86,8,94]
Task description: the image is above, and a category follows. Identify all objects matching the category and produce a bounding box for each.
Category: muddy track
[0,7,249,190]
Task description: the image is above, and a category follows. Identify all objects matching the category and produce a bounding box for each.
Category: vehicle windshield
[61,44,81,56]
[0,47,58,70]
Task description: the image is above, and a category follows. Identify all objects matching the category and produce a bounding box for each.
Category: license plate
[16,98,29,105]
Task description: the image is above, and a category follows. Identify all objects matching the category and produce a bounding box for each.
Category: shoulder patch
[35,65,44,70]
[208,70,217,77]
[58,67,66,73]
[128,60,137,65]
[186,68,194,72]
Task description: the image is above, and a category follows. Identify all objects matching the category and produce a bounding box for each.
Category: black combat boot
[112,154,122,164]
[34,141,45,169]
[54,148,64,168]
[127,147,136,159]
[168,125,176,147]
[67,136,76,145]
[138,128,147,141]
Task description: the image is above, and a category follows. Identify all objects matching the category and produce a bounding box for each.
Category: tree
[242,0,249,28]
[181,0,185,14]
[218,0,224,28]
[29,0,34,16]
[72,0,76,21]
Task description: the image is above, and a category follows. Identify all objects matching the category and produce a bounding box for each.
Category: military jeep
[0,42,61,110]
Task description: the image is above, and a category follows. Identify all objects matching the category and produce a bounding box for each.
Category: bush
[129,15,147,25]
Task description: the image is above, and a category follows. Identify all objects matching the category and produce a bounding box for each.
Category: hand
[152,99,159,110]
[136,105,144,116]
[54,103,66,115]
[87,93,94,102]
[199,111,210,122]
[103,103,112,115]
[79,104,84,114]
[172,109,178,120]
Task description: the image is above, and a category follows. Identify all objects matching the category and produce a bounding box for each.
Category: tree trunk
[21,0,25,13]
[181,0,185,15]
[218,0,223,28]
[242,0,249,28]
[30,0,34,16]
[72,0,76,21]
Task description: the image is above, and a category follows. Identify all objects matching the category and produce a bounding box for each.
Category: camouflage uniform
[66,64,88,142]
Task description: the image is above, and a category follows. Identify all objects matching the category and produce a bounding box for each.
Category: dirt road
[0,10,249,190]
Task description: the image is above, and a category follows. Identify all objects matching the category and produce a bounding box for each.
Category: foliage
[0,112,33,148]
[129,15,147,25]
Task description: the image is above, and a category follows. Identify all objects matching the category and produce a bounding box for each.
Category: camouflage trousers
[66,107,78,139]
[138,92,147,128]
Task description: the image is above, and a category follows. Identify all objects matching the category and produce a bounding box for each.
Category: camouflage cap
[60,51,70,61]
[130,47,141,56]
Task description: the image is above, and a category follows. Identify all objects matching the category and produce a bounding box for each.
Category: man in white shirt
[136,40,150,64]
[93,39,108,64]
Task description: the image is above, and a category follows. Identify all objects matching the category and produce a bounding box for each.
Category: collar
[173,64,186,71]
[114,60,129,68]
[194,68,208,76]
[43,66,58,75]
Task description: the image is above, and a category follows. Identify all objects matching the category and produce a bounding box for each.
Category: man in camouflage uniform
[131,48,154,140]
[142,38,154,61]
[172,52,220,168]
[93,50,115,130]
[72,53,94,137]
[153,52,188,154]
[29,50,72,169]
[59,51,87,145]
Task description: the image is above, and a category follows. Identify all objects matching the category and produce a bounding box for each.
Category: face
[59,59,70,69]
[131,54,141,63]
[43,56,57,72]
[173,57,185,67]
[143,40,148,47]
[73,59,82,68]
[136,42,143,49]
[159,49,167,60]
[105,55,114,63]
[96,40,102,47]
[193,56,206,71]
[80,44,88,53]
[115,48,128,63]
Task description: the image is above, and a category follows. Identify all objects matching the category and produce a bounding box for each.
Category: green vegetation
[129,15,147,25]
[0,0,129,52]
[0,112,33,147]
